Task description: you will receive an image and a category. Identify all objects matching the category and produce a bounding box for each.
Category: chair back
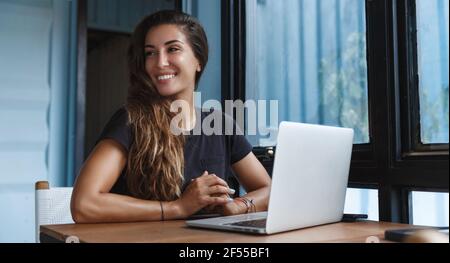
[35,181,74,242]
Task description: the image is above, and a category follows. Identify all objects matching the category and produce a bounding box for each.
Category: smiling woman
[70,10,271,223]
[144,24,204,98]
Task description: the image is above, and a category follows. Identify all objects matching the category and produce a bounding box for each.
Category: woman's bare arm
[71,139,182,223]
[71,139,232,223]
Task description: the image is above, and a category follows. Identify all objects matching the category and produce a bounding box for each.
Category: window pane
[412,191,449,227]
[416,0,449,144]
[246,0,369,146]
[344,188,379,221]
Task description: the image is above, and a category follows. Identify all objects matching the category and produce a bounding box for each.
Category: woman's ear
[197,64,202,72]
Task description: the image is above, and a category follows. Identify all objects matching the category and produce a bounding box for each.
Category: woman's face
[144,24,201,98]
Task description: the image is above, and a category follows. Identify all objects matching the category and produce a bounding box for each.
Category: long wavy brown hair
[125,10,208,200]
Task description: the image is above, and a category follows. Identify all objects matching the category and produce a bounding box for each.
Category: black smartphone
[341,213,368,222]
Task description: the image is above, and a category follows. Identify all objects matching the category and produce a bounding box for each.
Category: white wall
[0,0,75,242]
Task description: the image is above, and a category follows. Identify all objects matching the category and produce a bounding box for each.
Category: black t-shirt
[97,107,253,197]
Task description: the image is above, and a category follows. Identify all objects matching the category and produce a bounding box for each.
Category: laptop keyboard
[225,218,267,228]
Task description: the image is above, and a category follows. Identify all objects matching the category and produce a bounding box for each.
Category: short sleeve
[97,107,132,152]
[223,113,253,164]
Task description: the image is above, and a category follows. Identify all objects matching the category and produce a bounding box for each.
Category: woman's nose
[157,52,169,68]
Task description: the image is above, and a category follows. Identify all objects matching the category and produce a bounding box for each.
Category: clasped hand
[176,171,242,217]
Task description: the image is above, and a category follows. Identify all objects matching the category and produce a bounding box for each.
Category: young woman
[71,10,271,223]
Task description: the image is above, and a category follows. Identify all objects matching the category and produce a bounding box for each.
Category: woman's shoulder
[108,106,130,126]
[97,106,132,152]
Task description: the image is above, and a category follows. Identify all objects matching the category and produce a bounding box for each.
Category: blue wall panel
[184,0,222,105]
[0,0,75,242]
[88,0,176,33]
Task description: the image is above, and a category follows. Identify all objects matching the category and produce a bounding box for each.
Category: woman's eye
[145,51,156,57]
[168,47,180,53]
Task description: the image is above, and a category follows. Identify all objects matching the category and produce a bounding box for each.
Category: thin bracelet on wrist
[235,197,254,214]
[159,201,165,221]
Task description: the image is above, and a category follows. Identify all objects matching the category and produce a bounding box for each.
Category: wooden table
[40,220,413,243]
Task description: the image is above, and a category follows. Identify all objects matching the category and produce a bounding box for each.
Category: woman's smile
[155,71,178,84]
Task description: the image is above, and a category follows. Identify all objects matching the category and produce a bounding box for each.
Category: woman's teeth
[157,74,176,80]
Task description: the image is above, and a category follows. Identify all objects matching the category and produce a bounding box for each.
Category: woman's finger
[207,185,234,195]
[204,174,229,187]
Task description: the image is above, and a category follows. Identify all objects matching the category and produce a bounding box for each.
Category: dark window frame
[221,0,246,106]
[224,0,449,224]
[75,0,87,180]
[397,0,449,156]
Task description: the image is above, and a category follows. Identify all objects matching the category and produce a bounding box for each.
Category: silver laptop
[186,121,354,234]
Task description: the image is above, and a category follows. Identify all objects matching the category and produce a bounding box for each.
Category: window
[404,0,450,227]
[244,0,372,221]
[416,0,449,144]
[225,0,449,224]
[344,188,379,221]
[245,0,369,146]
[412,191,449,226]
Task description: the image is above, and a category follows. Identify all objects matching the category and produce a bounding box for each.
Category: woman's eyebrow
[145,40,185,48]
